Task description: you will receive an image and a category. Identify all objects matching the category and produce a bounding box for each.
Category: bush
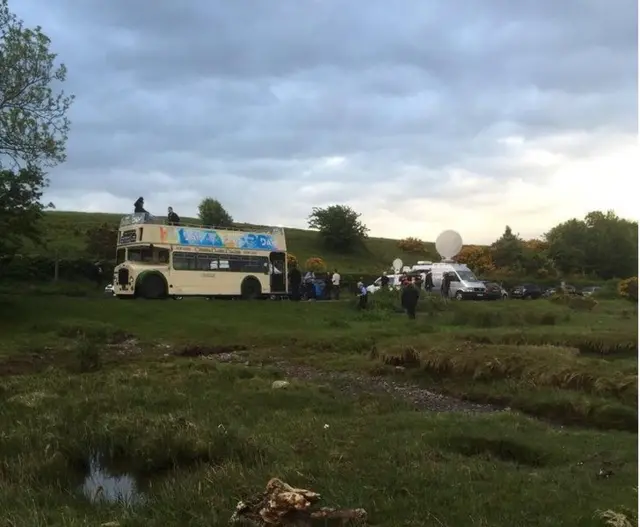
[548,293,598,311]
[305,257,326,273]
[618,277,638,303]
[397,237,426,253]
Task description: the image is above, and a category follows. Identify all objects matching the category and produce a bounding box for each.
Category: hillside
[27,211,438,274]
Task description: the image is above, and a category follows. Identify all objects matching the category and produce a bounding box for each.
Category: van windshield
[456,270,478,282]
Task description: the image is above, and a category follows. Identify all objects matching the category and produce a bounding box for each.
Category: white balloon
[392,258,403,272]
[435,230,463,259]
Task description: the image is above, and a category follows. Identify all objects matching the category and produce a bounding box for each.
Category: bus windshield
[127,247,169,264]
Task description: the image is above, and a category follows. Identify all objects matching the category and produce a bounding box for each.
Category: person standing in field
[401,280,420,319]
[356,281,368,310]
[331,269,341,300]
[380,271,390,289]
[288,263,302,301]
[425,270,434,294]
[441,272,452,300]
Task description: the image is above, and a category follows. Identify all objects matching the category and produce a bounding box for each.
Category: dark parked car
[481,281,508,300]
[511,283,542,300]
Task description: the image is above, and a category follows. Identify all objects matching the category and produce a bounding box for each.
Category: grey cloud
[11,0,638,219]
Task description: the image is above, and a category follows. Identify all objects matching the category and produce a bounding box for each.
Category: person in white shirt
[331,269,341,300]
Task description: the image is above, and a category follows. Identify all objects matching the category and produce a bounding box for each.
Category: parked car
[104,283,115,296]
[510,284,542,300]
[366,274,402,294]
[582,286,601,297]
[481,281,508,300]
[544,285,582,297]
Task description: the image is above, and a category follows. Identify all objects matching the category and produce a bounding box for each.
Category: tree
[198,198,233,227]
[397,237,426,254]
[490,226,524,270]
[85,223,118,261]
[455,245,495,275]
[0,167,48,256]
[545,211,637,279]
[307,205,369,251]
[1,0,74,169]
[305,257,326,273]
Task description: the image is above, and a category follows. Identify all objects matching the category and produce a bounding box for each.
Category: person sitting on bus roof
[134,197,147,214]
[168,206,180,225]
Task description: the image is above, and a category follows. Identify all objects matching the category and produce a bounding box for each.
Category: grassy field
[30,211,436,273]
[0,290,637,526]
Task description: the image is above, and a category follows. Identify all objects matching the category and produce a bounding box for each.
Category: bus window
[195,253,217,270]
[227,255,268,273]
[173,252,196,270]
[116,248,126,264]
[156,248,170,264]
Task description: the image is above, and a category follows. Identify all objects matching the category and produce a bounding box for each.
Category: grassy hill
[28,211,438,274]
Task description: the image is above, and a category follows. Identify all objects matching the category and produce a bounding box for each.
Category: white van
[410,261,487,300]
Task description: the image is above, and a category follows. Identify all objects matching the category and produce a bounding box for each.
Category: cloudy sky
[14,0,639,244]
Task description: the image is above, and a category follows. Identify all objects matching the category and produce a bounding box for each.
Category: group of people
[133,197,181,225]
[287,266,341,301]
[353,269,459,319]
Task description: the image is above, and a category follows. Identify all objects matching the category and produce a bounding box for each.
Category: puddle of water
[80,455,146,505]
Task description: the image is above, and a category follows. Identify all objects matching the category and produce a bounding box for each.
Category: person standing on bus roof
[168,206,180,225]
[134,197,147,214]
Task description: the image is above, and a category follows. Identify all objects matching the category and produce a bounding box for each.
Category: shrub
[397,237,426,253]
[76,337,102,373]
[618,277,638,303]
[548,293,598,311]
[305,257,326,273]
[367,288,403,313]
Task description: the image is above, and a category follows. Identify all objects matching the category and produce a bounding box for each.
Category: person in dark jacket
[134,197,147,213]
[323,271,332,300]
[401,281,420,319]
[424,270,434,293]
[167,206,180,225]
[441,272,452,300]
[288,264,302,301]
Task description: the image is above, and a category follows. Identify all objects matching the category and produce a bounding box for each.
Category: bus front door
[269,252,286,294]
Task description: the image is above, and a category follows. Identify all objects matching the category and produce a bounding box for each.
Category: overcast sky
[13,0,639,243]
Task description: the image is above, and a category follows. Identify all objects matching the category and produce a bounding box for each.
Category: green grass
[0,292,637,526]
[31,210,436,273]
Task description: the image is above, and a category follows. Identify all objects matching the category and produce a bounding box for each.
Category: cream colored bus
[112,213,288,300]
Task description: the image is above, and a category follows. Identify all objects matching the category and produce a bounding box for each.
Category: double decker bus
[112,213,288,300]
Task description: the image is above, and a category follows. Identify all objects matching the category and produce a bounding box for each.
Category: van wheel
[138,274,167,299]
[241,277,262,300]
[455,291,464,301]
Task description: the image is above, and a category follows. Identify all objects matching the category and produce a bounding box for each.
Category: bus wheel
[241,277,262,300]
[139,274,167,299]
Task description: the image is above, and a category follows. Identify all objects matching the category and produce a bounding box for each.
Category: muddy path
[203,348,500,414]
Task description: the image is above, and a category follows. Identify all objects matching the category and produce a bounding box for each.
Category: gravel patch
[210,352,500,414]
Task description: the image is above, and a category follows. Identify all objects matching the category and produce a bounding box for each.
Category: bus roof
[118,214,286,252]
[119,213,279,233]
